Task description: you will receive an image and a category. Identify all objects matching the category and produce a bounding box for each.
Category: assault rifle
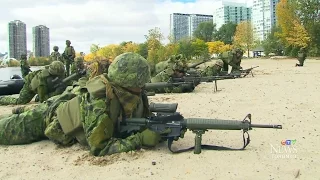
[170,75,236,92]
[120,103,283,154]
[186,58,213,76]
[61,52,74,63]
[188,59,211,69]
[52,69,87,89]
[144,82,195,95]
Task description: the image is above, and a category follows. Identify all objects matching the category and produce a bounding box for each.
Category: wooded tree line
[84,0,320,64]
[263,0,319,56]
[84,21,251,64]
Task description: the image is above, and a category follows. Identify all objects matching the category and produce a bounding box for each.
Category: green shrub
[28,57,52,66]
[7,59,20,67]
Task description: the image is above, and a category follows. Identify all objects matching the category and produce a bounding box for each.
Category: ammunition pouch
[56,96,87,145]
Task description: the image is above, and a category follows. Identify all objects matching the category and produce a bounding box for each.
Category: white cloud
[0,0,252,54]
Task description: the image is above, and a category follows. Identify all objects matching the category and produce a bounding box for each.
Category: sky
[0,0,252,54]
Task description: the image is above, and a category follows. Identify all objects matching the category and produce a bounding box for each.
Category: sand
[0,58,319,180]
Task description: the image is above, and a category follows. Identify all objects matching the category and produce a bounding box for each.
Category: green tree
[90,44,100,54]
[177,38,194,59]
[145,27,164,63]
[191,39,209,58]
[294,0,320,55]
[213,22,237,44]
[193,21,216,42]
[262,26,284,56]
[136,43,148,59]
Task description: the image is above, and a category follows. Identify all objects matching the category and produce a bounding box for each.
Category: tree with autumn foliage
[207,41,232,55]
[233,21,256,57]
[293,0,320,55]
[145,27,164,64]
[286,20,311,49]
[276,0,311,55]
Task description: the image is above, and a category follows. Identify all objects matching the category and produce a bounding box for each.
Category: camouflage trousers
[0,101,75,146]
[297,58,305,66]
[0,97,143,156]
[222,61,229,72]
[65,60,74,77]
[200,66,220,76]
[0,72,37,106]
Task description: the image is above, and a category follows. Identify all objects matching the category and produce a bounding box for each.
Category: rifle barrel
[145,82,193,90]
[185,118,282,130]
[250,124,282,129]
[185,118,250,130]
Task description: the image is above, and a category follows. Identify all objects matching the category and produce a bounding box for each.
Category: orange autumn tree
[233,21,256,57]
[207,41,232,54]
[276,0,310,48]
[286,20,310,48]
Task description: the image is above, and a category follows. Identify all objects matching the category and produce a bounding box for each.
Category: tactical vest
[30,69,48,91]
[55,74,148,145]
[155,60,169,74]
[298,52,305,59]
[65,46,74,56]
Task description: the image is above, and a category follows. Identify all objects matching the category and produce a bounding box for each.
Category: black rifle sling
[167,131,251,153]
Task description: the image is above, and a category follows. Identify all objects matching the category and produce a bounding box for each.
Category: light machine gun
[240,66,259,77]
[120,103,283,154]
[170,75,236,92]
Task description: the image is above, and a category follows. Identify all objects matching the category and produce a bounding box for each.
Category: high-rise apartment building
[213,1,252,29]
[33,25,50,57]
[252,0,280,41]
[8,20,27,59]
[170,13,213,42]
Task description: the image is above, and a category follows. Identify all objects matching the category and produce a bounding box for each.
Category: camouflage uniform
[154,54,184,75]
[296,48,307,67]
[86,59,110,79]
[0,61,66,105]
[71,57,85,74]
[50,46,62,62]
[151,61,193,93]
[20,54,31,78]
[63,40,76,76]
[0,52,165,156]
[200,60,224,76]
[219,48,243,73]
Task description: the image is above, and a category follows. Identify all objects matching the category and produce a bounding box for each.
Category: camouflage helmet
[108,52,150,88]
[48,61,65,76]
[74,57,84,69]
[66,40,71,44]
[53,46,59,51]
[215,60,224,67]
[175,54,183,61]
[172,61,186,72]
[87,59,109,79]
[234,48,243,54]
[20,54,27,59]
[299,47,306,52]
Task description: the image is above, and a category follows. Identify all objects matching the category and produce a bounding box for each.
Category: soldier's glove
[174,129,187,141]
[140,129,161,147]
[12,106,25,114]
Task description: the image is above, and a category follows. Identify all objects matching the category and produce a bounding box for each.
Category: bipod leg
[214,79,218,92]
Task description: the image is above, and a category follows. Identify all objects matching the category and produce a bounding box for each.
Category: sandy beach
[0,58,319,180]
